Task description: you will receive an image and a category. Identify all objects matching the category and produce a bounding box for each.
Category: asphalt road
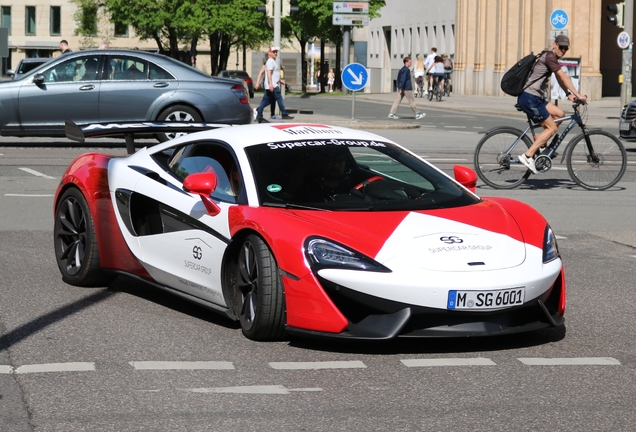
[1,100,635,431]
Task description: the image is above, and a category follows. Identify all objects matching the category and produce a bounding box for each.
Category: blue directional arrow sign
[341,63,369,92]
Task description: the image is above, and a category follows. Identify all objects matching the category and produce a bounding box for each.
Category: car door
[98,55,178,122]
[17,55,101,132]
[130,142,241,306]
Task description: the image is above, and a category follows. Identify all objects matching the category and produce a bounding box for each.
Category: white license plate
[619,122,631,131]
[447,287,525,310]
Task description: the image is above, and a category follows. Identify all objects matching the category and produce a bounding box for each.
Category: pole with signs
[341,63,369,119]
[333,2,369,95]
[621,0,634,107]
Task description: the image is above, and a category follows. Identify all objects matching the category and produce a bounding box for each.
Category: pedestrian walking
[388,56,426,120]
[59,40,72,54]
[255,46,294,123]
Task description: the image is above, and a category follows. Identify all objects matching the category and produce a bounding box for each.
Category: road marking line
[401,358,496,367]
[4,194,55,197]
[424,158,468,162]
[15,362,95,374]
[129,361,234,370]
[183,385,322,394]
[269,360,367,370]
[443,125,467,128]
[556,235,567,239]
[517,357,621,366]
[0,365,14,374]
[18,168,55,179]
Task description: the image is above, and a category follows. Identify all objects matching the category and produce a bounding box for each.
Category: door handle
[153,82,169,88]
[79,85,95,91]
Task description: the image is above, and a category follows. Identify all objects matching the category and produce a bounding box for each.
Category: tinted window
[245,139,480,211]
[43,56,100,82]
[105,56,148,80]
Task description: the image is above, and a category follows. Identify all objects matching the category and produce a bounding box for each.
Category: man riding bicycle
[517,34,586,174]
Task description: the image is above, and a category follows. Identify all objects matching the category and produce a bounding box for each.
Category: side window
[106,56,148,81]
[149,62,175,80]
[43,56,99,83]
[168,143,242,204]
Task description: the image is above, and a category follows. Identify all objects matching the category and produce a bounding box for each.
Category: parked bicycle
[474,100,627,191]
[427,75,443,102]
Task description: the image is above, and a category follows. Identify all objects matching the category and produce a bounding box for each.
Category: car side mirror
[453,165,477,193]
[33,73,45,85]
[6,69,15,77]
[183,172,221,216]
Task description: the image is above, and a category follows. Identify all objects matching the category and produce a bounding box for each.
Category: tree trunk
[335,41,341,91]
[209,31,220,75]
[320,39,326,93]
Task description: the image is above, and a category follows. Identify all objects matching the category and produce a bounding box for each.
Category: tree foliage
[70,0,385,84]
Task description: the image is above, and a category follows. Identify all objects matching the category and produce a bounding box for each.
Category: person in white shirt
[424,47,438,92]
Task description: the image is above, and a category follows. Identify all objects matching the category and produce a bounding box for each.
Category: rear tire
[566,131,627,190]
[156,104,202,142]
[54,188,115,287]
[474,127,533,189]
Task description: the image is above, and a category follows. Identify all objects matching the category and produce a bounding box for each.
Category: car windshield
[18,61,47,74]
[245,139,480,211]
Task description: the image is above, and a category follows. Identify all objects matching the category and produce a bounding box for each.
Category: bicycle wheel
[427,85,434,101]
[565,130,627,190]
[474,127,533,189]
[436,85,443,102]
[444,80,450,97]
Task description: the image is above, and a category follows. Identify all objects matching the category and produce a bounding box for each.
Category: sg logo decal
[440,236,463,244]
[192,246,203,260]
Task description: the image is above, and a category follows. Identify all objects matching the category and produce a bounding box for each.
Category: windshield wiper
[263,202,330,211]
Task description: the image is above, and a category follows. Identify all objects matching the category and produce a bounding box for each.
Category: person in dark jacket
[388,56,426,120]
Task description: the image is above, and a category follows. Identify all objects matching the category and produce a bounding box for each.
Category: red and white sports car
[54,122,565,341]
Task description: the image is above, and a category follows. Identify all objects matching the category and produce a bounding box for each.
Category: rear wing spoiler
[64,119,233,154]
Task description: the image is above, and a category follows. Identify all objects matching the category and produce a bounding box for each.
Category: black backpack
[500,51,548,96]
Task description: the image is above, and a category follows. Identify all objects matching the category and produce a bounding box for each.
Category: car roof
[19,58,50,63]
[149,123,395,154]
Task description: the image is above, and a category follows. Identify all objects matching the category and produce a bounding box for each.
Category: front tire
[156,104,202,142]
[231,234,285,341]
[566,131,627,190]
[474,127,533,189]
[54,188,114,287]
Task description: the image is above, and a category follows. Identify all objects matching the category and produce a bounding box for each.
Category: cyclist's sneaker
[518,153,537,174]
[388,113,399,119]
[416,113,426,120]
[423,90,428,95]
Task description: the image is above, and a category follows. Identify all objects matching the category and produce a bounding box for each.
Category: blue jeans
[270,87,288,116]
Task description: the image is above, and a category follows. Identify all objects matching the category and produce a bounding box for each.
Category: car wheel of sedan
[232,234,285,341]
[54,188,115,287]
[156,104,203,142]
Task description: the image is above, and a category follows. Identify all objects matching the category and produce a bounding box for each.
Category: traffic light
[256,0,274,18]
[607,3,625,28]
[282,0,299,17]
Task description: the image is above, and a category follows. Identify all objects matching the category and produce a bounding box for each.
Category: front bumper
[286,271,565,340]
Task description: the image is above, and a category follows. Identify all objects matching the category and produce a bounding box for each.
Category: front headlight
[305,237,391,272]
[543,225,560,263]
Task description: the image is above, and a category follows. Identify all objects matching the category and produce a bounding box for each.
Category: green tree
[288,0,385,92]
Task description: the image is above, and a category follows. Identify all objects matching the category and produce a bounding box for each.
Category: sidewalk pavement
[270,92,625,130]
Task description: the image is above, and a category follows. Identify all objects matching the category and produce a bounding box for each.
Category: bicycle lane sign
[550,9,568,30]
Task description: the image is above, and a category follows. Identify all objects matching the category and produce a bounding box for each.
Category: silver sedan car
[0,50,251,141]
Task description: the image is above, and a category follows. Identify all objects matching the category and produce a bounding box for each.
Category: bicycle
[474,99,627,191]
[414,76,425,98]
[427,75,443,102]
[443,72,452,97]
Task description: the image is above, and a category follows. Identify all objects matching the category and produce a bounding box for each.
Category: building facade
[361,0,615,100]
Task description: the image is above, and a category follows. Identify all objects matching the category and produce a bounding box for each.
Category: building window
[50,6,61,36]
[114,21,128,37]
[25,6,36,36]
[1,6,11,35]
